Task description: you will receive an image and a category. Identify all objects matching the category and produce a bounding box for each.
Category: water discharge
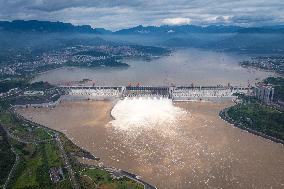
[110,98,188,136]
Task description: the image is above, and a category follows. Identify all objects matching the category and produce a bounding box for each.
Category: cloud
[0,0,284,30]
[162,17,191,25]
[214,16,231,22]
[229,15,277,24]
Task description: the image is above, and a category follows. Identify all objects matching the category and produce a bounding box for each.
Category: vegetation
[0,126,16,187]
[28,81,54,90]
[0,79,55,94]
[60,135,97,160]
[0,110,52,142]
[66,58,129,68]
[0,99,67,188]
[227,96,284,140]
[9,141,72,189]
[0,97,70,188]
[60,134,99,188]
[81,168,144,189]
[0,102,144,188]
[0,79,28,93]
[0,79,63,107]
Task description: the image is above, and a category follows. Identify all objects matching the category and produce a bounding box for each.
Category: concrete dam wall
[61,85,252,102]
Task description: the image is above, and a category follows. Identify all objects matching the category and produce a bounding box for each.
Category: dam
[61,85,252,102]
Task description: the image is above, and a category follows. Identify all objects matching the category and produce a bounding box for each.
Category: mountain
[114,24,284,53]
[0,20,100,33]
[116,25,242,35]
[94,28,113,34]
[115,25,284,35]
[1,20,284,35]
[1,20,284,54]
[161,32,284,53]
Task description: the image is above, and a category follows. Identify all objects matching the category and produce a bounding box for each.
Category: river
[17,101,284,189]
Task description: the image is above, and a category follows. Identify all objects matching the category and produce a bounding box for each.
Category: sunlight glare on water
[110,97,188,135]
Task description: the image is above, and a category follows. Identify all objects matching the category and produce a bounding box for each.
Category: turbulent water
[33,48,275,86]
[110,98,188,136]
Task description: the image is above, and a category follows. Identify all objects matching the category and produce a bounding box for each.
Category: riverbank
[15,100,151,189]
[219,97,284,144]
[0,94,147,189]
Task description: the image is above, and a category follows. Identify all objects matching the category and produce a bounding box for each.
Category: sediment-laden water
[17,100,284,189]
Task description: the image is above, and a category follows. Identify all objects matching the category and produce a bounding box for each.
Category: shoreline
[13,100,157,189]
[219,106,284,145]
[239,64,284,78]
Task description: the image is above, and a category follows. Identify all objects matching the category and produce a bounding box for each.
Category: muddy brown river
[17,100,284,189]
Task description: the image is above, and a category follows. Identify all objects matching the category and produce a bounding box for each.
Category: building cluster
[0,45,151,76]
[41,53,69,65]
[253,84,274,103]
[241,56,284,74]
[0,88,21,99]
[0,66,15,75]
[93,45,146,57]
[49,167,64,183]
[70,55,106,63]
[23,90,44,96]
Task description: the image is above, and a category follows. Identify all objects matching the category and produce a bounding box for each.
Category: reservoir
[33,48,275,86]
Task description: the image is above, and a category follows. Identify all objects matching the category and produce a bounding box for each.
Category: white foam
[110,97,188,134]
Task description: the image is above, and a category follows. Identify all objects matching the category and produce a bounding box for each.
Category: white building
[254,84,274,103]
[24,91,44,96]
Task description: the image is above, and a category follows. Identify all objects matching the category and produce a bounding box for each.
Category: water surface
[33,49,275,86]
[17,101,284,189]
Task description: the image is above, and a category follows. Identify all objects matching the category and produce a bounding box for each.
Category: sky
[0,0,284,30]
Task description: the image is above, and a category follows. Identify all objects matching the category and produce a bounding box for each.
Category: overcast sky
[0,0,284,30]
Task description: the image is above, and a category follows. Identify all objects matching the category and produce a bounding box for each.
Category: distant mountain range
[1,20,284,54]
[115,25,284,35]
[1,20,284,34]
[116,25,241,34]
[0,20,103,33]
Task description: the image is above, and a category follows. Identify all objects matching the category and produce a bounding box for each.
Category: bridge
[60,85,252,102]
